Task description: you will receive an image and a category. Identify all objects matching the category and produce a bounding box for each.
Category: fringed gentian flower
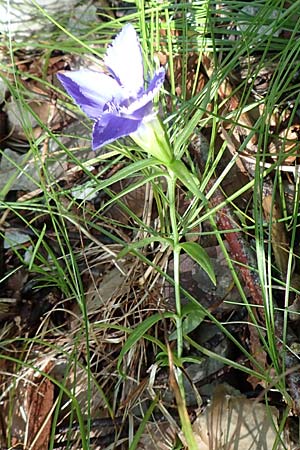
[58,24,173,164]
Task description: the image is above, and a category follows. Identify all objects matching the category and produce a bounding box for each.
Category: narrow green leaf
[97,158,162,190]
[169,310,205,341]
[128,398,158,450]
[179,241,216,285]
[117,311,175,374]
[28,223,47,270]
[117,236,172,259]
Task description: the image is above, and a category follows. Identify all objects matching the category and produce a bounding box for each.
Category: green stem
[167,168,198,450]
[167,170,182,359]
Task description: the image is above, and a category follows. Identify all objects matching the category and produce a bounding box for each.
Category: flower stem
[167,170,182,359]
[167,168,198,450]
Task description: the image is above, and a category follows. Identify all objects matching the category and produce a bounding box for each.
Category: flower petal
[58,71,124,119]
[120,67,165,117]
[104,24,144,96]
[145,66,166,96]
[92,114,141,149]
[123,102,154,121]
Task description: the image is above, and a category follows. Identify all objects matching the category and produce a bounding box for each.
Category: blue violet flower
[58,24,173,163]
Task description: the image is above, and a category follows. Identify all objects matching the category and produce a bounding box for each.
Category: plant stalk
[167,167,198,450]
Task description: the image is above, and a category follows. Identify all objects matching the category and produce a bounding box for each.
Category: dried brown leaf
[107,179,147,225]
[26,365,54,450]
[192,385,285,449]
[10,362,54,450]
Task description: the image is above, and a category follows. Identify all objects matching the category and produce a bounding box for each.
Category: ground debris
[192,384,286,450]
